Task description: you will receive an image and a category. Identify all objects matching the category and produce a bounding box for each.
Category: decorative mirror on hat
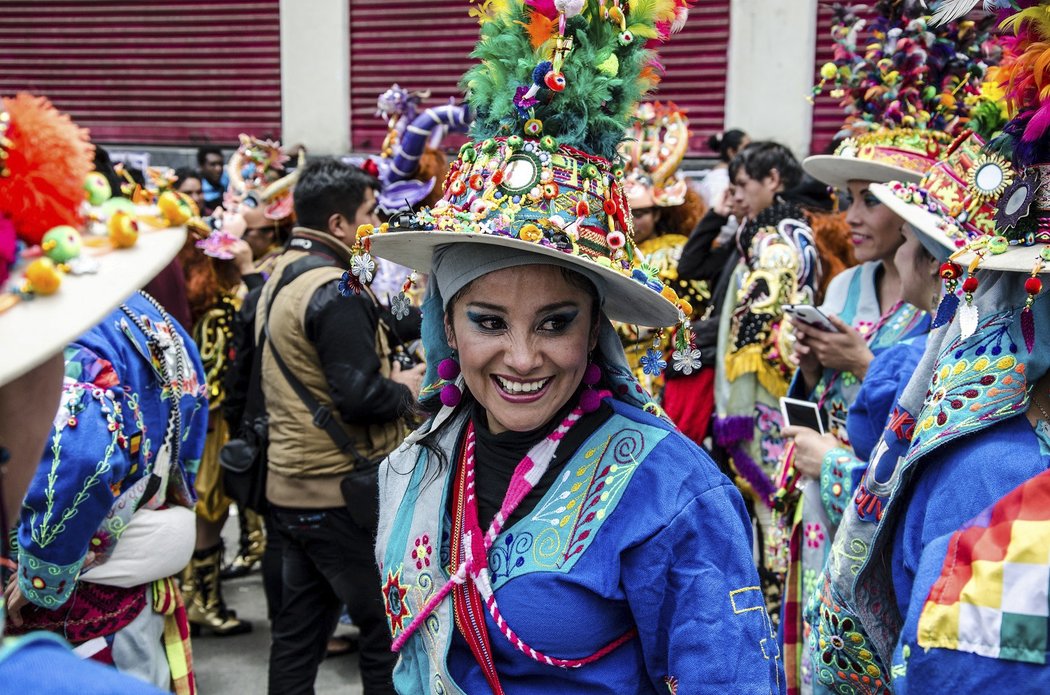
[968,152,1013,202]
[995,170,1039,231]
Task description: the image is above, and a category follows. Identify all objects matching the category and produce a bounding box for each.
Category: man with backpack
[256,159,423,695]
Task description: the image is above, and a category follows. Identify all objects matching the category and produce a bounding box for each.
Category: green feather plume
[461,0,667,161]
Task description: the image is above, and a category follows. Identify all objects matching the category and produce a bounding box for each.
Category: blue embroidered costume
[8,292,207,686]
[777,261,927,693]
[376,399,785,693]
[807,289,1050,693]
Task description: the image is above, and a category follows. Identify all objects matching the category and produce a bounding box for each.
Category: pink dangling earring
[580,362,602,413]
[438,356,462,408]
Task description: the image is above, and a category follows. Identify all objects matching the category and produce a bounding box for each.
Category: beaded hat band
[803,129,951,191]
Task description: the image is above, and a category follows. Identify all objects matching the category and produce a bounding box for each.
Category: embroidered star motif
[383,567,412,635]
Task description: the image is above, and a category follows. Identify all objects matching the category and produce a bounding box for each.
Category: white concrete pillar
[279,0,350,155]
[724,0,818,158]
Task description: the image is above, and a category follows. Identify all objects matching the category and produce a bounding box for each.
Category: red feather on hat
[0,94,93,246]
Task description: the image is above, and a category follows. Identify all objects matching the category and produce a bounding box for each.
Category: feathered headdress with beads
[814,0,1001,140]
[351,0,701,381]
[912,1,1050,354]
[463,0,687,160]
[803,0,1005,191]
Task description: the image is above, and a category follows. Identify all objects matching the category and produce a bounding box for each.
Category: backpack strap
[263,257,374,466]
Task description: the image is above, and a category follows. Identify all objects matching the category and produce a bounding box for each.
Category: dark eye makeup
[861,191,881,208]
[466,311,506,332]
[538,310,579,333]
[464,307,580,334]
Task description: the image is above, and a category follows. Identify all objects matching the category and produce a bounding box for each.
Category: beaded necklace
[119,291,186,502]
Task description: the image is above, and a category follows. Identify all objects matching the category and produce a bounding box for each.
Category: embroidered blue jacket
[847,337,927,463]
[888,413,1050,691]
[377,398,785,694]
[16,293,207,609]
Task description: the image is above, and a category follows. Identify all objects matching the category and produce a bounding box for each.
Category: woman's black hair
[708,129,748,163]
[728,141,803,191]
[406,265,603,481]
[173,167,200,190]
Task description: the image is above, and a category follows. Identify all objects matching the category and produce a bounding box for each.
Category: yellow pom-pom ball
[157,190,196,225]
[678,299,693,316]
[25,258,63,295]
[660,285,680,304]
[820,62,837,81]
[108,211,139,248]
[518,224,543,242]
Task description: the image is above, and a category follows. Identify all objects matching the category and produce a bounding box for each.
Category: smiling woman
[365,234,784,692]
[447,265,597,434]
[348,0,783,687]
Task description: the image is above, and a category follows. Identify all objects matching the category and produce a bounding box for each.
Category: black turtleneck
[466,396,612,530]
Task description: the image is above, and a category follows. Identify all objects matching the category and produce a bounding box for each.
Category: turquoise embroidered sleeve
[16,549,84,609]
[17,347,132,606]
[820,447,862,527]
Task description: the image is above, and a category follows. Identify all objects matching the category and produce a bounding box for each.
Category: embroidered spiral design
[488,532,533,580]
[416,571,434,602]
[424,613,442,641]
[532,526,563,568]
[612,428,645,465]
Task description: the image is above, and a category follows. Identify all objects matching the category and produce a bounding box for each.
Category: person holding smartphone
[775,136,937,692]
[771,8,994,687]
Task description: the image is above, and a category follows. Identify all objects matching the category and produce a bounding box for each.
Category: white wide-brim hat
[368,230,681,327]
[869,182,959,261]
[0,225,188,386]
[803,155,926,192]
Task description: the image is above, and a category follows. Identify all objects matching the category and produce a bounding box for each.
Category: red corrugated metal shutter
[348,0,476,153]
[348,0,730,156]
[0,0,282,146]
[652,0,730,154]
[811,1,844,155]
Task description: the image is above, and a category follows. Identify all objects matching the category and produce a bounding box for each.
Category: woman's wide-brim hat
[870,132,1004,262]
[803,129,950,191]
[366,136,685,328]
[369,229,679,327]
[0,92,189,386]
[0,225,188,386]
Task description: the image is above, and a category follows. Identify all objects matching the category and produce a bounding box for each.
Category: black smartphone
[780,397,825,434]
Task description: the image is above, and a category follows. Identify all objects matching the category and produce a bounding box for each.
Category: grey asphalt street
[192,512,364,694]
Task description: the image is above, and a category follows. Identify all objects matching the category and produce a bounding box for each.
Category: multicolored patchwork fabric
[917,466,1050,664]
